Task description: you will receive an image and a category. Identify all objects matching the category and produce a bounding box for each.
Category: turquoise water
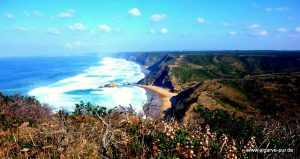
[0,56,147,112]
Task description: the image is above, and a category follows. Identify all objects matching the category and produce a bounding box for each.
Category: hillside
[120,51,300,122]
[166,72,300,122]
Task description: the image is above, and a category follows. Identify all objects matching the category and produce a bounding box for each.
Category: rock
[106,82,118,87]
[99,82,118,88]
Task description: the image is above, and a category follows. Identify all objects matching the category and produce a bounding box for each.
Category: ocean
[0,55,148,112]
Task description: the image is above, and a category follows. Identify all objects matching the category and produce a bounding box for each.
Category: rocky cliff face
[117,52,179,91]
[138,55,178,91]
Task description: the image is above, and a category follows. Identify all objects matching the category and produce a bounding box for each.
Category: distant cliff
[116,52,179,91]
[115,52,168,67]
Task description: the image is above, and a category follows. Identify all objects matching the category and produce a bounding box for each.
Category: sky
[0,0,300,57]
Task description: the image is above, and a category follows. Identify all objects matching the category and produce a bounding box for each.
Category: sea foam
[28,57,147,112]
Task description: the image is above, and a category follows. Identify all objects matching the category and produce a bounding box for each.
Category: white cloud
[47,28,60,34]
[223,22,235,27]
[295,27,300,33]
[23,10,43,18]
[57,9,75,18]
[197,18,205,24]
[248,24,260,29]
[127,8,141,17]
[228,31,237,36]
[33,10,43,17]
[64,41,88,48]
[68,23,86,32]
[149,29,156,34]
[252,30,268,36]
[149,28,168,34]
[247,24,267,36]
[24,11,30,18]
[99,25,111,32]
[259,30,268,36]
[150,14,166,22]
[160,27,168,34]
[277,28,288,33]
[265,8,273,12]
[265,6,289,12]
[13,25,28,31]
[5,13,14,19]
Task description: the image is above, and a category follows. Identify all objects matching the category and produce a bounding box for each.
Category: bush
[193,104,299,158]
[0,94,51,129]
[193,105,262,144]
[72,101,112,117]
[0,94,298,158]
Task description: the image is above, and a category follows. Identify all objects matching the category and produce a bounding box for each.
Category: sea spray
[28,57,148,112]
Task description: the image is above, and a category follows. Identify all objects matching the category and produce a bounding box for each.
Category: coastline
[138,84,178,117]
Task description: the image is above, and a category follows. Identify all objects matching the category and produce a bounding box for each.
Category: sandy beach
[138,85,177,117]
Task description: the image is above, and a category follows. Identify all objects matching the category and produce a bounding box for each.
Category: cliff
[118,51,300,121]
[116,52,179,91]
[115,52,168,67]
[138,55,178,91]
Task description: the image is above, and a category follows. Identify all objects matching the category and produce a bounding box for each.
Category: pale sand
[138,85,178,117]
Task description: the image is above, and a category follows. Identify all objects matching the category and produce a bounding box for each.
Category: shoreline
[138,84,178,117]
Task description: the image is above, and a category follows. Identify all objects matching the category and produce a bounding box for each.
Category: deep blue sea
[0,56,147,112]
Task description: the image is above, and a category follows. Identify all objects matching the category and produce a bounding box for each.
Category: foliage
[0,94,298,158]
[0,93,51,130]
[219,72,300,120]
[193,104,299,158]
[194,105,262,145]
[172,54,300,89]
[72,101,112,117]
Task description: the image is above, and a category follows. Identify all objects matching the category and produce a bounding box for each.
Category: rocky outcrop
[99,82,119,88]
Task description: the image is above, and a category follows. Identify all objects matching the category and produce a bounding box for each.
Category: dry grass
[0,94,298,158]
[0,112,256,159]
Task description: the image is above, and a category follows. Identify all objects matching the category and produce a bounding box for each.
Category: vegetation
[73,101,112,117]
[0,93,51,130]
[0,94,298,158]
[219,72,300,121]
[172,54,300,89]
[161,54,300,124]
[193,105,299,158]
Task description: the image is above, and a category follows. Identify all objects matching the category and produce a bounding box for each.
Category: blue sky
[0,0,300,56]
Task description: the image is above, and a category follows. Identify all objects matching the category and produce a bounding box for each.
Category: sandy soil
[138,85,178,117]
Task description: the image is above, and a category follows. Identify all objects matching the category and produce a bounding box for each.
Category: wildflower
[176,143,181,152]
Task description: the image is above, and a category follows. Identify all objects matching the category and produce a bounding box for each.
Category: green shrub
[72,101,112,117]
